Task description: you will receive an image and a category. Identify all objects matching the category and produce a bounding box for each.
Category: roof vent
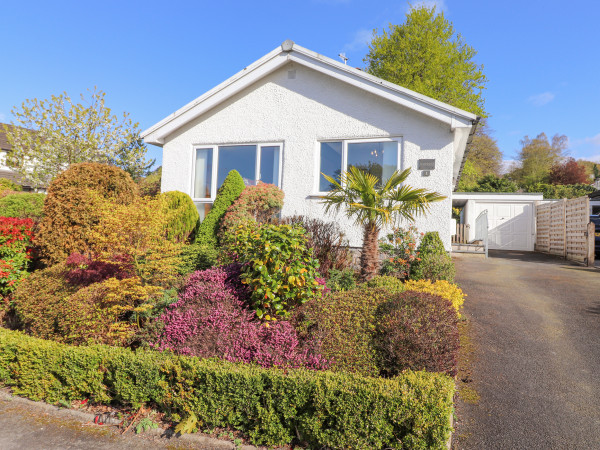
[281,40,294,52]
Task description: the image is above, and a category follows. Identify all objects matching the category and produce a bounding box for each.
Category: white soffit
[142,41,478,145]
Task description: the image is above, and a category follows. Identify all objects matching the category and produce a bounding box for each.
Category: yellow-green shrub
[404,279,466,314]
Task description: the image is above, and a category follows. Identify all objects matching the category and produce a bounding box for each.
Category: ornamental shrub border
[0,328,454,449]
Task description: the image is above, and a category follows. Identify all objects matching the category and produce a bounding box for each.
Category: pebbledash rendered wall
[161,63,455,249]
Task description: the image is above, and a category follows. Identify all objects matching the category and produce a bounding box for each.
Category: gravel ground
[452,250,600,449]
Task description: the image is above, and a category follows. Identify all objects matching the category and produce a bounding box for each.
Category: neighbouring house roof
[0,123,17,151]
[589,190,600,200]
[142,40,480,189]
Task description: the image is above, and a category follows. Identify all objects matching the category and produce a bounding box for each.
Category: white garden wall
[161,63,456,249]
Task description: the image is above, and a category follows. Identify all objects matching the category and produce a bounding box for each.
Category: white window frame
[191,142,283,206]
[314,136,403,195]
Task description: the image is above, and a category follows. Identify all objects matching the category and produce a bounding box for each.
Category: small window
[319,141,343,191]
[194,148,213,198]
[259,146,280,185]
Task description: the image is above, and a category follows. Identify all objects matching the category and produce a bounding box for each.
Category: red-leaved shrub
[65,252,133,287]
[0,217,35,296]
[374,290,459,377]
[153,265,328,370]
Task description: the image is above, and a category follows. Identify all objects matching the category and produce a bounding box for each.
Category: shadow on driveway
[452,250,600,449]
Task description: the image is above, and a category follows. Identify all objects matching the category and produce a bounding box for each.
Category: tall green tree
[3,88,153,187]
[320,167,445,281]
[510,133,567,186]
[467,120,502,175]
[364,5,488,116]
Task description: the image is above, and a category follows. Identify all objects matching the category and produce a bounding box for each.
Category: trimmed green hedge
[0,328,454,449]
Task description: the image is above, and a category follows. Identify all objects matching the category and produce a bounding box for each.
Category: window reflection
[260,146,280,185]
[319,141,342,191]
[194,148,212,198]
[217,145,257,187]
[347,141,398,186]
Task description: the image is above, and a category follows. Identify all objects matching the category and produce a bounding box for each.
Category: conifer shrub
[195,170,245,246]
[410,231,455,282]
[160,191,199,242]
[0,193,45,221]
[417,231,446,256]
[177,243,218,275]
[374,291,460,377]
[409,253,456,282]
[86,196,183,288]
[326,268,356,292]
[37,163,138,264]
[218,182,284,243]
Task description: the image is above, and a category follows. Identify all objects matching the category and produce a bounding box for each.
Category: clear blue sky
[2,0,599,168]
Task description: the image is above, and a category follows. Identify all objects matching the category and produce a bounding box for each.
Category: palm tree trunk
[360,222,380,281]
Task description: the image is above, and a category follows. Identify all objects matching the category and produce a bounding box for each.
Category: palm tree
[320,166,445,281]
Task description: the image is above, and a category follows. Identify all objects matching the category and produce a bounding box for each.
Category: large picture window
[192,143,282,220]
[318,138,400,192]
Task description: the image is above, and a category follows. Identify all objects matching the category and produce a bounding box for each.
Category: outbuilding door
[474,202,534,251]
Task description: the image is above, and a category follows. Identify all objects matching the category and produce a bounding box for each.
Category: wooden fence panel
[535,203,551,253]
[535,196,593,265]
[452,223,470,243]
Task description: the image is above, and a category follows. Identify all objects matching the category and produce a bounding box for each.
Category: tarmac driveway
[452,251,600,449]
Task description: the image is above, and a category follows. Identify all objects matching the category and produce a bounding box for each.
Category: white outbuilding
[142,40,479,249]
[452,192,544,252]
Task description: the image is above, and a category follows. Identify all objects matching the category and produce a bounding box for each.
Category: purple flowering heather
[153,265,328,370]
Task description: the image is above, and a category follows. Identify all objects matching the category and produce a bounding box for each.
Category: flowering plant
[379,225,422,279]
[0,217,35,296]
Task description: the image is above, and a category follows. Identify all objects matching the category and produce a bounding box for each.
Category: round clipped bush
[195,170,245,246]
[418,231,446,256]
[160,191,199,242]
[363,275,405,293]
[409,252,455,282]
[374,291,459,377]
[0,193,45,221]
[297,287,390,376]
[404,279,465,314]
[36,163,138,264]
[218,182,284,243]
[0,178,22,194]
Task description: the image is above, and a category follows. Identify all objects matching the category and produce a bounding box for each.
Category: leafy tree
[472,174,519,193]
[549,158,590,185]
[466,120,502,175]
[109,135,155,180]
[576,159,599,182]
[320,167,444,281]
[364,5,488,116]
[457,160,481,191]
[3,88,153,187]
[510,133,567,186]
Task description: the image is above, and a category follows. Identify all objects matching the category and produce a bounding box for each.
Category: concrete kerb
[0,389,258,449]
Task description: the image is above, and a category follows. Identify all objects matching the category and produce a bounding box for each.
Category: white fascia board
[143,42,478,145]
[452,193,545,202]
[142,48,286,145]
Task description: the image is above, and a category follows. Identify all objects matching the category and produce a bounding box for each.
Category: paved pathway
[452,251,600,449]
